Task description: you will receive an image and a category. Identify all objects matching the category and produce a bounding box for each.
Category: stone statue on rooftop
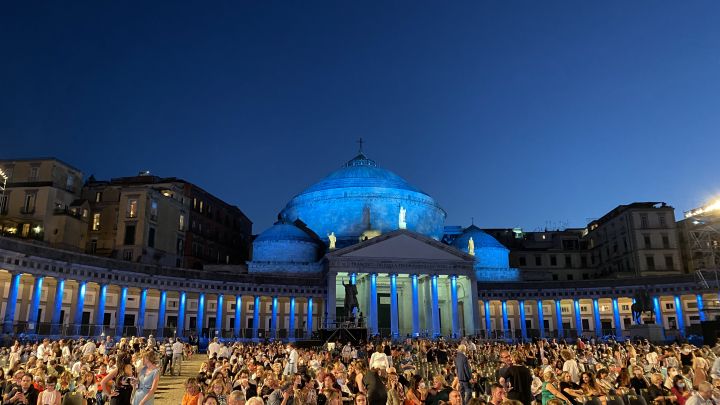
[328,232,336,250]
[468,237,475,256]
[399,206,407,229]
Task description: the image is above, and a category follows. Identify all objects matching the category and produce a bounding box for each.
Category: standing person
[363,366,387,405]
[284,343,299,378]
[162,339,174,376]
[132,351,160,405]
[173,338,185,376]
[499,350,533,405]
[208,338,221,359]
[369,345,389,372]
[455,344,473,405]
[102,353,135,405]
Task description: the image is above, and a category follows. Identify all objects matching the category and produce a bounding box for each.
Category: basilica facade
[0,153,714,342]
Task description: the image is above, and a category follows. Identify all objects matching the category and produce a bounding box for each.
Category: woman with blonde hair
[541,370,571,405]
[182,377,204,405]
[132,350,160,405]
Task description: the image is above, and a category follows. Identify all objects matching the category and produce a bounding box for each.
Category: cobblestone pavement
[154,354,205,404]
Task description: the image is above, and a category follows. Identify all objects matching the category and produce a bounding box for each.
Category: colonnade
[479,293,711,340]
[0,271,320,340]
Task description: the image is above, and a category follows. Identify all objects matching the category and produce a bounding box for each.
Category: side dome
[280,153,447,246]
[251,221,320,264]
[452,225,510,269]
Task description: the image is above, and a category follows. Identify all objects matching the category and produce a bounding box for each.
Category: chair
[625,394,648,405]
[584,397,603,405]
[606,394,625,405]
[61,393,85,405]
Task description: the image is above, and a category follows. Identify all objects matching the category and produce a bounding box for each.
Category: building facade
[0,153,715,342]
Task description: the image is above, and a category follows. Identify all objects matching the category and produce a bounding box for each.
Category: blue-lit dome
[280,153,447,245]
[252,221,320,263]
[452,225,510,269]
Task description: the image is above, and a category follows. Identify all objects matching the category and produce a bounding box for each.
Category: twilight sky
[2,2,720,233]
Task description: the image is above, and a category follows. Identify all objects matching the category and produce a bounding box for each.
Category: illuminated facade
[0,153,715,342]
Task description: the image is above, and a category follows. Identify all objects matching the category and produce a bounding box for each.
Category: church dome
[452,225,509,269]
[279,153,446,246]
[252,221,320,263]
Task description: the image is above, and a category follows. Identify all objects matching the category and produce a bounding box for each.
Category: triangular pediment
[327,230,472,262]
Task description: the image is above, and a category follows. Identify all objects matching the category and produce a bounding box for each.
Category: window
[179,214,185,231]
[177,238,184,254]
[643,234,651,248]
[89,240,97,254]
[640,214,649,229]
[126,199,138,218]
[95,192,102,203]
[148,227,156,248]
[646,256,655,270]
[92,213,101,231]
[29,167,39,181]
[66,174,75,190]
[659,213,667,227]
[581,256,588,268]
[662,234,670,249]
[552,274,558,281]
[124,224,136,245]
[550,255,557,266]
[621,304,630,311]
[665,255,674,270]
[22,193,35,213]
[561,306,570,313]
[150,199,158,221]
[535,255,542,266]
[199,201,204,213]
[566,274,574,280]
[123,249,133,261]
[565,255,572,268]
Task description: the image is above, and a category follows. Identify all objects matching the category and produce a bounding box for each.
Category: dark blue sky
[2,2,720,233]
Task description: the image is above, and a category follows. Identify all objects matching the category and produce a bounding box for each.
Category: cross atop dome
[357,137,364,154]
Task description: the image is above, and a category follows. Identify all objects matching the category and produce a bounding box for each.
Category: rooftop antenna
[357,137,364,154]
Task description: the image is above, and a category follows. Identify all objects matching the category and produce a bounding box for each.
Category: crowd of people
[2,334,720,405]
[0,334,192,405]
[184,337,720,405]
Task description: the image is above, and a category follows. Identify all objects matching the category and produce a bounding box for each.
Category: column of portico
[592,298,602,338]
[430,275,440,337]
[484,301,492,336]
[288,297,296,340]
[390,274,399,339]
[234,295,242,338]
[28,276,44,333]
[3,272,21,334]
[574,299,583,337]
[116,287,128,337]
[612,297,622,339]
[369,273,379,336]
[411,275,420,337]
[555,300,563,338]
[501,300,509,339]
[156,290,167,338]
[306,297,314,339]
[215,293,224,338]
[196,292,205,338]
[51,278,65,335]
[73,281,87,335]
[537,300,545,339]
[270,296,278,339]
[177,291,186,337]
[674,295,685,337]
[252,295,260,340]
[450,275,460,339]
[94,284,107,336]
[697,294,706,322]
[518,300,527,341]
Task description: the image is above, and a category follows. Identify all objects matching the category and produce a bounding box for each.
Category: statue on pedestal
[631,289,652,324]
[399,206,407,229]
[343,281,359,317]
[468,237,475,256]
[328,232,337,250]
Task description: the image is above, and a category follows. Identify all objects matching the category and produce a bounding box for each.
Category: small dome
[252,221,319,263]
[452,225,508,251]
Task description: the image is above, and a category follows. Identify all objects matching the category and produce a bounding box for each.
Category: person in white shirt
[36,339,51,362]
[369,344,389,371]
[208,337,221,359]
[686,382,714,405]
[284,343,299,377]
[172,338,185,375]
[561,349,580,384]
[81,339,97,357]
